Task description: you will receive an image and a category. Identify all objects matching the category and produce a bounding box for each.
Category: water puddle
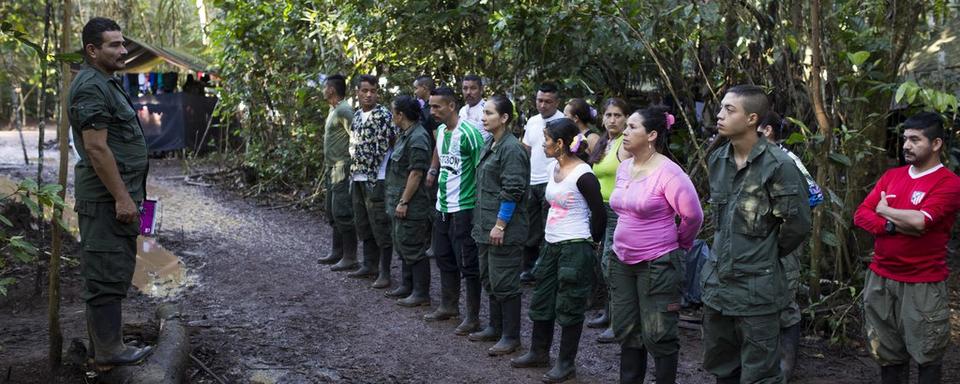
[132,236,191,298]
[1,174,190,298]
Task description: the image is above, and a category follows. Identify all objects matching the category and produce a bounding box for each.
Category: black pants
[432,210,479,278]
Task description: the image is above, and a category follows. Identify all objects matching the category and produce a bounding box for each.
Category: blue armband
[497,201,517,222]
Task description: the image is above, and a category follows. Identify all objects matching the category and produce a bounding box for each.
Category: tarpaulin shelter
[72,36,222,154]
[71,36,213,74]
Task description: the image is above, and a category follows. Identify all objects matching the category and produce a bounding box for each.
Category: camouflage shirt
[67,65,148,202]
[701,139,811,316]
[349,104,396,181]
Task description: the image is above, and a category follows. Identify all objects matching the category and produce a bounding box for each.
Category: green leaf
[822,231,839,247]
[828,152,852,167]
[785,132,806,145]
[21,197,40,216]
[19,178,38,193]
[847,51,870,66]
[0,214,11,227]
[0,277,15,296]
[895,81,919,104]
[39,183,62,195]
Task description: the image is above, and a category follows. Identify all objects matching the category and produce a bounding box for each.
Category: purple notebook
[139,199,160,236]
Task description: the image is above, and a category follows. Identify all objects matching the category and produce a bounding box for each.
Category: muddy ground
[1,155,959,383]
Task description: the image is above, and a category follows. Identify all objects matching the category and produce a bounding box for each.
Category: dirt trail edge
[6,158,942,383]
[151,158,911,384]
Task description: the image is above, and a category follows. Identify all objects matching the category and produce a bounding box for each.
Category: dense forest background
[2,0,960,345]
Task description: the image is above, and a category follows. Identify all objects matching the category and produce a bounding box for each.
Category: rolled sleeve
[71,85,111,130]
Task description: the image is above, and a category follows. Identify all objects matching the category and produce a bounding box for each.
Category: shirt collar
[717,138,768,163]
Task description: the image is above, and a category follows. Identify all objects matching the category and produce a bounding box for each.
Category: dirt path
[3,158,958,383]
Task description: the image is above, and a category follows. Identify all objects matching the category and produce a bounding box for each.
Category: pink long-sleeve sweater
[609,158,703,264]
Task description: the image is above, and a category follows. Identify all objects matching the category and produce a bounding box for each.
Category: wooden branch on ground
[98,303,190,384]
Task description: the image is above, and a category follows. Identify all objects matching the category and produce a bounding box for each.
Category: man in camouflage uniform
[347,74,396,289]
[68,17,153,367]
[317,74,359,271]
[702,85,811,384]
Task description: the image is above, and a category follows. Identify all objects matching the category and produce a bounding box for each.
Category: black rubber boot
[918,363,941,384]
[489,295,521,356]
[654,352,678,384]
[330,230,359,271]
[317,227,343,264]
[543,322,583,383]
[455,277,482,335]
[385,260,413,298]
[780,323,801,380]
[372,246,393,289]
[87,303,153,367]
[469,296,501,342]
[619,346,647,384]
[881,363,909,384]
[511,320,554,368]
[397,259,431,307]
[347,239,379,278]
[587,302,610,329]
[424,271,460,321]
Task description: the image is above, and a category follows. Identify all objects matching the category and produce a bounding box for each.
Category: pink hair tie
[664,113,675,130]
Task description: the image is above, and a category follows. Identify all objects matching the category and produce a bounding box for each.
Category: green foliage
[0,179,69,296]
[210,0,957,345]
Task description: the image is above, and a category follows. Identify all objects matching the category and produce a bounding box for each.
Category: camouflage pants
[779,249,802,328]
[351,180,392,249]
[391,216,429,263]
[608,249,683,356]
[702,306,784,384]
[528,240,595,326]
[478,244,523,301]
[76,200,138,306]
[863,269,950,366]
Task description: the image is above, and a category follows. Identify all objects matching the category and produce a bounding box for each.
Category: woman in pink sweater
[608,105,703,384]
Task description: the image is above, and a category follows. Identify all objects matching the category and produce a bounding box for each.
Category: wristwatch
[884,220,896,235]
[428,168,439,176]
[398,199,408,206]
[494,224,506,231]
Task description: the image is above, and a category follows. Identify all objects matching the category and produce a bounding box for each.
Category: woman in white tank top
[511,118,606,383]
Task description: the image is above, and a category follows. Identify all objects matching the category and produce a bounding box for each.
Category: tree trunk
[807,0,832,301]
[13,84,29,165]
[49,0,72,373]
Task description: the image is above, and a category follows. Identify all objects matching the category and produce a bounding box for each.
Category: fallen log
[97,303,190,384]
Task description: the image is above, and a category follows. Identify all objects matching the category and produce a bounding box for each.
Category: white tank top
[544,162,594,243]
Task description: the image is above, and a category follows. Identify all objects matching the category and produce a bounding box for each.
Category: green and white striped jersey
[435,120,485,213]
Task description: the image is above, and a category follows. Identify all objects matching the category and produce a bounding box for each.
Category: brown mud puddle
[1,174,190,298]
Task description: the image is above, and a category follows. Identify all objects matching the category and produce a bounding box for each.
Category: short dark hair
[463,75,483,87]
[537,82,559,95]
[392,95,422,122]
[902,111,945,143]
[357,74,378,88]
[430,86,458,107]
[325,74,347,98]
[415,75,435,90]
[725,84,769,118]
[82,17,121,52]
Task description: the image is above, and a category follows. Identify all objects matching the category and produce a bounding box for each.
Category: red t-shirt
[854,164,960,283]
